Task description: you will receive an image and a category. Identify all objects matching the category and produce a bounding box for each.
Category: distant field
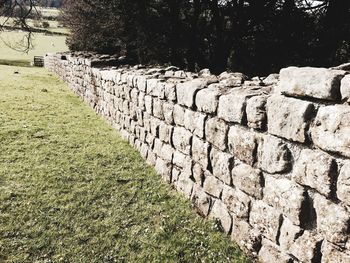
[0,30,68,66]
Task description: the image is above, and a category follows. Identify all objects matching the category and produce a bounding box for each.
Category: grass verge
[0,65,251,263]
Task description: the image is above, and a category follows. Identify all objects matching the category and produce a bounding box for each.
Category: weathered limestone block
[203,175,224,198]
[164,83,176,102]
[246,95,268,130]
[313,193,349,244]
[159,143,174,163]
[153,98,164,120]
[205,117,228,151]
[136,75,147,92]
[264,176,305,225]
[338,161,350,205]
[152,82,165,99]
[322,241,350,263]
[155,158,172,182]
[192,136,210,169]
[144,95,153,115]
[231,219,261,254]
[227,126,257,166]
[257,135,291,174]
[218,87,261,123]
[263,73,279,86]
[341,75,350,103]
[279,67,346,100]
[171,167,181,183]
[191,184,212,216]
[293,149,335,197]
[219,72,247,87]
[250,200,281,241]
[153,138,163,156]
[137,91,145,110]
[184,109,206,138]
[259,239,295,263]
[195,84,225,114]
[232,164,263,199]
[173,104,185,126]
[172,127,192,155]
[147,151,157,166]
[311,105,350,158]
[163,102,174,124]
[278,217,302,252]
[173,150,191,169]
[146,79,159,95]
[222,185,250,218]
[159,122,173,143]
[192,163,204,185]
[150,117,161,137]
[267,95,314,143]
[140,143,149,159]
[209,200,232,234]
[130,88,139,104]
[288,230,323,263]
[210,148,234,185]
[176,79,208,108]
[175,172,194,199]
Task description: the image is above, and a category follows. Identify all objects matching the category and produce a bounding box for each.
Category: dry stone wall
[44,52,350,263]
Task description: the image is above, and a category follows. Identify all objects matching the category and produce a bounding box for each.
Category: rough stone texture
[176,78,208,108]
[313,193,349,244]
[337,161,350,205]
[231,219,261,254]
[227,126,257,165]
[279,67,346,100]
[293,149,335,197]
[257,135,291,174]
[184,109,206,138]
[195,84,224,114]
[222,185,250,218]
[203,175,224,198]
[155,158,172,183]
[46,53,350,263]
[205,117,228,151]
[263,176,305,225]
[210,148,234,185]
[246,95,267,130]
[278,217,302,252]
[172,127,192,155]
[218,87,261,123]
[311,105,350,158]
[267,95,314,143]
[192,136,210,169]
[288,230,323,263]
[209,200,232,234]
[341,75,350,103]
[322,241,350,263]
[259,239,295,263]
[173,104,185,126]
[232,164,263,199]
[191,184,211,216]
[250,200,281,242]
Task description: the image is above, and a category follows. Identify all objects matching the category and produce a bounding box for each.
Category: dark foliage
[62,0,350,76]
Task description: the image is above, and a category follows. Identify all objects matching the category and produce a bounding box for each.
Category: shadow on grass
[0,59,31,67]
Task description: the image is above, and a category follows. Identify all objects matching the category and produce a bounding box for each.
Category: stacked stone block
[45,53,350,263]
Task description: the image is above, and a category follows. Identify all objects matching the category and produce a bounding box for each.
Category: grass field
[0,30,68,66]
[0,65,250,262]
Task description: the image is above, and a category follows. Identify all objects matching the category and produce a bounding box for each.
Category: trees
[0,0,40,52]
[2,0,348,75]
[62,0,349,75]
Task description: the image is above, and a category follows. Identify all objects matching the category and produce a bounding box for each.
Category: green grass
[0,30,68,65]
[0,65,250,263]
